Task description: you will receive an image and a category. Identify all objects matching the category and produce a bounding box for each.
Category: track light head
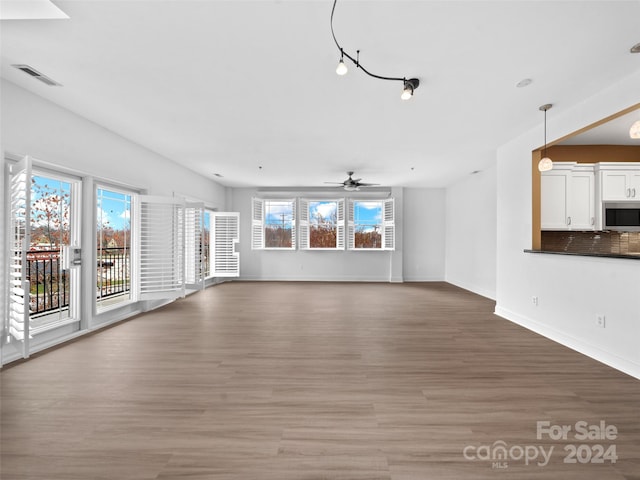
[336,48,348,75]
[336,60,348,76]
[401,78,419,100]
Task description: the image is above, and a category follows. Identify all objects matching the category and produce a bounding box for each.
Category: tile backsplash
[541,231,640,256]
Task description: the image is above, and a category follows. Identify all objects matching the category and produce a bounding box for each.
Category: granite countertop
[524,249,640,260]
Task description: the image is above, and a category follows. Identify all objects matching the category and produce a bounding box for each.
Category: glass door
[6,156,82,360]
[28,168,81,333]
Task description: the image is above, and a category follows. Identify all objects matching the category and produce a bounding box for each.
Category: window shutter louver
[383,198,395,250]
[212,212,240,277]
[347,199,355,250]
[136,195,186,301]
[7,156,32,358]
[290,198,297,249]
[298,199,309,249]
[184,203,205,290]
[251,198,264,249]
[337,198,345,250]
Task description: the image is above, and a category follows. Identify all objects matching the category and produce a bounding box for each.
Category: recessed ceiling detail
[0,0,69,20]
[12,64,62,86]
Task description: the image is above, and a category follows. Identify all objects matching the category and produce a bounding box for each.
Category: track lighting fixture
[330,0,420,100]
[538,104,553,172]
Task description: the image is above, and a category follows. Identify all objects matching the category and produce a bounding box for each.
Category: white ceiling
[1,0,639,188]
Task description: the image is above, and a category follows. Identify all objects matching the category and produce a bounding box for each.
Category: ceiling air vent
[11,64,62,86]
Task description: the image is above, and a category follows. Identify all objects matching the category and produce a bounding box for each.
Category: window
[299,199,345,249]
[252,198,296,249]
[96,186,132,309]
[348,198,395,250]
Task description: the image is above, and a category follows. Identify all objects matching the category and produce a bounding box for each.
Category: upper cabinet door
[541,171,569,230]
[568,171,595,230]
[601,171,631,201]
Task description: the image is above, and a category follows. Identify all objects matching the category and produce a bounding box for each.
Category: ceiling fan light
[344,185,359,192]
[538,157,553,172]
[336,59,348,76]
[630,120,640,139]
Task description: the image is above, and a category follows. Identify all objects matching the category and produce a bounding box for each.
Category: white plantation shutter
[336,198,345,250]
[251,198,264,249]
[136,195,185,301]
[290,198,297,249]
[212,212,240,277]
[7,156,32,358]
[184,203,204,290]
[346,199,355,250]
[298,199,309,249]
[383,198,395,250]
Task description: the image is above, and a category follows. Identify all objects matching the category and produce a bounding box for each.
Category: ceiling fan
[325,171,380,191]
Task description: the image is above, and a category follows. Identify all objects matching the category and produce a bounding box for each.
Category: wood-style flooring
[1,282,639,479]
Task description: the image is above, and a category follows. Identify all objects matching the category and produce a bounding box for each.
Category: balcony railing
[26,249,68,316]
[26,247,131,316]
[97,247,131,303]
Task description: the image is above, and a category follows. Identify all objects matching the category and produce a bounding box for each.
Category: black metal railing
[26,247,132,315]
[26,249,68,316]
[97,247,131,302]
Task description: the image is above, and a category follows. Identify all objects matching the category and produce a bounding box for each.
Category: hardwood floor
[1,282,639,479]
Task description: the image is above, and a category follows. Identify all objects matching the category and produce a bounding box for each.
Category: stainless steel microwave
[603,203,640,231]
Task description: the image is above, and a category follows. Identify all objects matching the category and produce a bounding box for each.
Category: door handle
[591,217,595,226]
[627,188,631,198]
[567,216,571,226]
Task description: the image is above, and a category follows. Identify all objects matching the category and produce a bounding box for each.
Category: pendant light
[630,120,640,139]
[538,104,553,172]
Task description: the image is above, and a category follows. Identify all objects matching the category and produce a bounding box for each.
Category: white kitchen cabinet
[541,163,595,230]
[599,165,640,201]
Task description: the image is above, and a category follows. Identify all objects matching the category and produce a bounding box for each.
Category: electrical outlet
[532,296,539,306]
[596,315,606,328]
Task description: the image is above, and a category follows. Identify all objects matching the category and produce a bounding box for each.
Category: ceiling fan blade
[355,182,380,187]
[351,178,362,183]
[324,181,345,185]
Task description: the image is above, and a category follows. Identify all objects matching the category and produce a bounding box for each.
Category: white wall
[1,80,227,363]
[2,80,227,207]
[495,69,640,379]
[445,166,497,299]
[403,188,446,281]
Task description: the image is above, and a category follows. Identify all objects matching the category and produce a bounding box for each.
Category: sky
[261,200,383,228]
[96,188,131,230]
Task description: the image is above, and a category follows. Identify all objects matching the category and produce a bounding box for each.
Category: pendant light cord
[543,108,547,157]
[330,0,407,84]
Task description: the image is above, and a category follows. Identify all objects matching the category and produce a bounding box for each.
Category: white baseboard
[402,276,446,282]
[446,278,496,300]
[238,275,397,282]
[495,305,640,380]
